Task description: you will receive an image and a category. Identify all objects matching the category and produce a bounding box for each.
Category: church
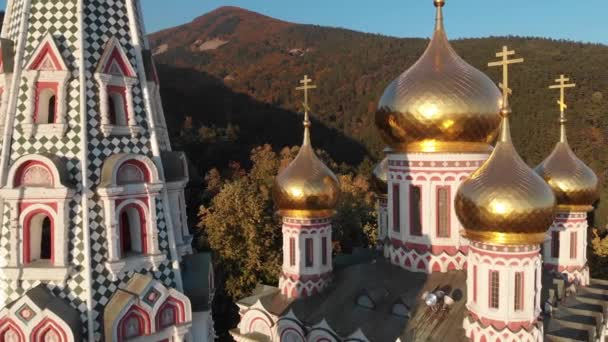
[0,0,214,341]
[232,1,606,341]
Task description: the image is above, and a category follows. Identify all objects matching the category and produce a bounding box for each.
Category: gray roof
[240,258,468,341]
[161,151,189,183]
[10,284,82,340]
[182,252,212,311]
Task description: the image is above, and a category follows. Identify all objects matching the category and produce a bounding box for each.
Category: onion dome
[534,80,598,212]
[273,90,340,218]
[372,156,389,195]
[455,107,556,245]
[375,0,502,153]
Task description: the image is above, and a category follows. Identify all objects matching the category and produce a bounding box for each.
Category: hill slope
[149,6,608,225]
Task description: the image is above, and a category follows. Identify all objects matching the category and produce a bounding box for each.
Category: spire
[488,46,524,143]
[549,74,576,143]
[295,75,317,146]
[434,0,445,32]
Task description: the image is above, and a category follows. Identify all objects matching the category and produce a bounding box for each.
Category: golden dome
[535,102,598,212]
[372,156,389,195]
[375,0,502,153]
[273,119,340,218]
[455,108,556,245]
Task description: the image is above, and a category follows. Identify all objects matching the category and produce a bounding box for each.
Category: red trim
[115,197,149,209]
[281,271,331,282]
[20,202,57,214]
[118,306,151,342]
[470,245,540,260]
[409,185,422,236]
[103,47,135,77]
[14,160,55,187]
[392,184,400,232]
[29,42,64,71]
[436,185,450,238]
[33,82,58,124]
[468,310,538,332]
[155,296,186,330]
[118,203,148,256]
[22,208,55,265]
[0,318,25,342]
[30,318,69,342]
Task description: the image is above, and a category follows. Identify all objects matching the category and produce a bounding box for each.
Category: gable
[97,38,137,78]
[26,35,67,72]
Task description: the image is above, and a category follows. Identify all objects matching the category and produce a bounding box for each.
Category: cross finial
[549,74,575,143]
[549,74,575,114]
[488,46,524,110]
[296,75,317,124]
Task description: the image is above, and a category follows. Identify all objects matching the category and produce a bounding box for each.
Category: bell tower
[0,0,194,340]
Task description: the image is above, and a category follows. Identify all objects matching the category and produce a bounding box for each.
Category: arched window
[24,212,54,265]
[0,321,23,342]
[155,297,185,330]
[119,205,147,257]
[35,88,57,124]
[15,161,53,187]
[117,161,149,185]
[118,307,150,341]
[109,92,127,126]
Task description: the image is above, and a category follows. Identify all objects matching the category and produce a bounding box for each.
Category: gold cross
[488,46,524,106]
[296,75,317,115]
[549,74,575,113]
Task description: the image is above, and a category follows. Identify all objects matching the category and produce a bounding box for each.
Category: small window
[473,265,477,303]
[26,213,53,264]
[289,237,295,267]
[109,91,127,125]
[119,206,147,257]
[158,306,176,329]
[35,88,57,124]
[410,185,422,236]
[322,236,328,266]
[489,270,499,309]
[123,315,143,339]
[514,272,524,311]
[436,186,450,238]
[392,184,400,232]
[305,238,313,267]
[570,232,577,259]
[551,231,560,258]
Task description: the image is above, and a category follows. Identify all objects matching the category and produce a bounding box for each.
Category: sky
[0,1,606,44]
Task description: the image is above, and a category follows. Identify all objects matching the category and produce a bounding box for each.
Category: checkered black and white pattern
[0,0,182,340]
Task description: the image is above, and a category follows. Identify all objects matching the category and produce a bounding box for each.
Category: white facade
[387,152,489,273]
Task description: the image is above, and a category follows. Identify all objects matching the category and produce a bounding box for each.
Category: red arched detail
[447,262,457,271]
[479,336,487,342]
[14,161,54,187]
[117,160,151,184]
[155,297,186,330]
[23,209,55,265]
[0,319,25,342]
[30,318,69,342]
[404,257,412,267]
[119,203,148,256]
[118,306,151,342]
[29,42,63,71]
[445,176,455,182]
[103,47,135,77]
[432,262,441,272]
[417,260,426,270]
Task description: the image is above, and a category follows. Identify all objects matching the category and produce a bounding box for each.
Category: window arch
[118,203,147,257]
[14,161,54,188]
[116,161,150,185]
[118,306,150,342]
[0,320,24,342]
[23,209,54,265]
[155,297,185,330]
[30,319,68,342]
[35,87,57,124]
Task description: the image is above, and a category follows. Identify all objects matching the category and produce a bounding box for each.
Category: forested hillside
[149,6,608,226]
